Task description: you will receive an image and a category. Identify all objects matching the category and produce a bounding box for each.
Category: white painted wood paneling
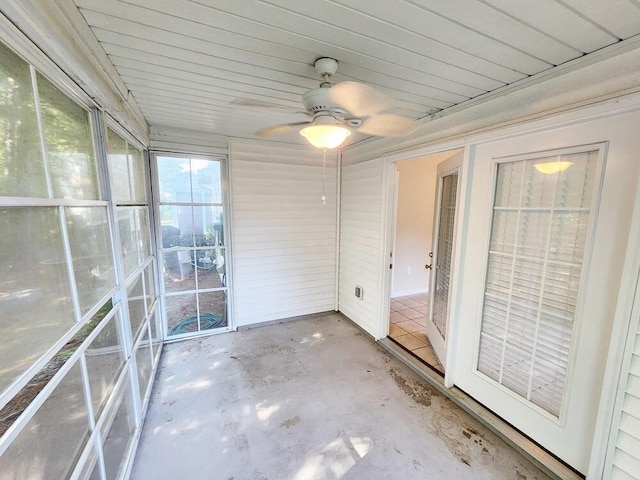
[612,346,640,478]
[229,140,337,326]
[149,126,228,156]
[338,157,385,337]
[70,0,640,146]
[611,329,640,479]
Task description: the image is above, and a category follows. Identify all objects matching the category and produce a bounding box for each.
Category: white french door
[427,155,461,365]
[451,110,640,474]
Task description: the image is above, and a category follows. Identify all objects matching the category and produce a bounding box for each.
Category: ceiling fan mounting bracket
[314,57,338,78]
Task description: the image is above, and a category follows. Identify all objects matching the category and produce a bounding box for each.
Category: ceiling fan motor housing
[302,87,336,114]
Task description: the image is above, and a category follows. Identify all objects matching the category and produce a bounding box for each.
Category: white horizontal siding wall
[611,332,640,479]
[338,157,386,337]
[229,140,337,327]
[149,126,228,156]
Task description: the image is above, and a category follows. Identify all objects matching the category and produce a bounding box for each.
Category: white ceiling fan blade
[232,98,310,117]
[329,81,392,117]
[255,121,311,137]
[357,114,419,137]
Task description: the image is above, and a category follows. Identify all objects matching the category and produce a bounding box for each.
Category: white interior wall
[392,157,436,297]
[229,140,337,327]
[392,150,463,298]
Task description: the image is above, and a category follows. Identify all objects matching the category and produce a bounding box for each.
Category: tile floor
[389,293,444,373]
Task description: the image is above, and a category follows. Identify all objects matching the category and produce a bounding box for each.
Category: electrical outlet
[407,266,411,275]
[355,285,363,299]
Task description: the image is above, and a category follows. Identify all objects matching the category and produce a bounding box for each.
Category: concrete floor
[131,313,549,480]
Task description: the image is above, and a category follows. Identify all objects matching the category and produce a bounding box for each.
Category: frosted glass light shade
[300,124,351,149]
[533,161,573,174]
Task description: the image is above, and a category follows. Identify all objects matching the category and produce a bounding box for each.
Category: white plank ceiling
[73,0,640,146]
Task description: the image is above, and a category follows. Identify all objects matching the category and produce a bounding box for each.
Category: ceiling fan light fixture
[300,124,351,149]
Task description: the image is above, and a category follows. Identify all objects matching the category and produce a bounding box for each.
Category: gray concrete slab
[131,313,549,480]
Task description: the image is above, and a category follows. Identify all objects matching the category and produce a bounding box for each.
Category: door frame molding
[379,145,467,387]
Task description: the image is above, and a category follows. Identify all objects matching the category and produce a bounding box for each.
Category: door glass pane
[432,173,457,339]
[166,293,197,336]
[66,207,116,314]
[160,205,194,247]
[157,156,191,202]
[193,205,224,246]
[163,249,196,293]
[0,362,89,480]
[38,74,97,200]
[0,43,47,197]
[0,207,74,392]
[196,248,226,289]
[198,290,228,331]
[190,158,222,203]
[477,150,598,417]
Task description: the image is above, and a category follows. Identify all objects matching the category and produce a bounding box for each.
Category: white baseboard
[391,287,428,298]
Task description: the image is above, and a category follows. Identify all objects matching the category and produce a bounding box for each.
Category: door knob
[425,264,432,270]
[425,252,433,270]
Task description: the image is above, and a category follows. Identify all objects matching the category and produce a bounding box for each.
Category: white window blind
[477,150,598,417]
[433,172,458,338]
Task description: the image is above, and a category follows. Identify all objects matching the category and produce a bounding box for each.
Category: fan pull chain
[321,148,327,205]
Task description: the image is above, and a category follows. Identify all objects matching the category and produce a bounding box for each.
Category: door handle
[425,252,433,270]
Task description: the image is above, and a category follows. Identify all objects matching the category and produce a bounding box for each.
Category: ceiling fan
[253,57,419,149]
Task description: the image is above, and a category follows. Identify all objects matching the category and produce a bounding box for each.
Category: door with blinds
[427,156,461,366]
[450,108,640,474]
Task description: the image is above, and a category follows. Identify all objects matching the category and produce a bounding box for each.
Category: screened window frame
[472,142,608,424]
[0,85,117,413]
[0,26,158,480]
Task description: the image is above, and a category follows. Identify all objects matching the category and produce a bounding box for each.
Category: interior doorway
[387,149,463,374]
